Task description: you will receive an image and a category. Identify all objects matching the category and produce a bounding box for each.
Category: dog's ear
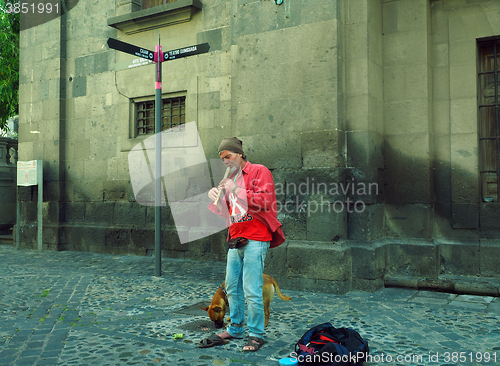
[200,306,209,311]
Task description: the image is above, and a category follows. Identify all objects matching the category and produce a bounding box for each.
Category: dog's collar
[219,283,227,296]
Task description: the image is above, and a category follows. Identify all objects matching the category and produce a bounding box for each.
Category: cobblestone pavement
[0,244,499,366]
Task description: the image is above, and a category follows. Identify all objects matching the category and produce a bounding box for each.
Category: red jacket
[208,161,285,248]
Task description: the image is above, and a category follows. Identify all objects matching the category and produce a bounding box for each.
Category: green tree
[0,0,20,132]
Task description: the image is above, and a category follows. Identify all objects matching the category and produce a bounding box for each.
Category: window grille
[478,39,500,202]
[136,96,185,136]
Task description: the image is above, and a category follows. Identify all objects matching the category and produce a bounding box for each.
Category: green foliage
[41,289,51,297]
[0,0,20,131]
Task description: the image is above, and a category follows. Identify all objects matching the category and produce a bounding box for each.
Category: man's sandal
[242,336,265,352]
[197,334,229,348]
[197,332,242,348]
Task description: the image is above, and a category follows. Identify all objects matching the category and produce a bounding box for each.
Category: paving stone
[448,301,489,310]
[413,290,457,300]
[35,358,60,366]
[487,301,500,312]
[7,335,30,344]
[0,352,18,361]
[40,348,63,358]
[408,296,452,306]
[454,295,495,304]
[18,347,43,358]
[0,245,498,366]
[26,341,45,349]
[15,356,39,365]
[31,328,51,335]
[14,330,33,337]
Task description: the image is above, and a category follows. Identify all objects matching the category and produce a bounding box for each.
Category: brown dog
[201,274,292,328]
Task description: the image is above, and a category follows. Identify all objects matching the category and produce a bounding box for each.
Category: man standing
[197,137,285,351]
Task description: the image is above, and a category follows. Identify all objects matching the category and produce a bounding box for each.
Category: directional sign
[114,57,154,71]
[107,38,154,60]
[164,43,210,61]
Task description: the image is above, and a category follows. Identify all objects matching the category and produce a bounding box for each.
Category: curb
[0,235,13,245]
[384,275,500,297]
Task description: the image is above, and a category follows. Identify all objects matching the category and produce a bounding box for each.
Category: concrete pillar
[382,0,434,239]
[345,0,384,240]
[18,13,67,249]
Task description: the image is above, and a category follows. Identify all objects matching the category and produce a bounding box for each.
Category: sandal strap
[249,336,265,345]
[243,336,265,351]
[208,334,223,341]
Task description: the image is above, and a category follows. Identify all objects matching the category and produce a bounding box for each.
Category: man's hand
[218,178,239,195]
[208,187,220,202]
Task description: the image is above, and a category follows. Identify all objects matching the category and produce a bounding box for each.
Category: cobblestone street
[0,244,499,366]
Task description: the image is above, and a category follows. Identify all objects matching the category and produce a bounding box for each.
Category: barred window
[136,96,185,136]
[142,0,178,10]
[478,39,500,202]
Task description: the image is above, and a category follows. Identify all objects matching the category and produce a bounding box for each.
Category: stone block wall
[16,0,500,293]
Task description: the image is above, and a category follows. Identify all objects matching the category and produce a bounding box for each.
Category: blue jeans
[225,240,270,339]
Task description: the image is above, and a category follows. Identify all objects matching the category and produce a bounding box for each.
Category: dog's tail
[267,275,292,301]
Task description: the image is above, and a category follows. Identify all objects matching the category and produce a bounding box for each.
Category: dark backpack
[294,323,369,366]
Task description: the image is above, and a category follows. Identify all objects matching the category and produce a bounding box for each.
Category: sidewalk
[0,244,499,366]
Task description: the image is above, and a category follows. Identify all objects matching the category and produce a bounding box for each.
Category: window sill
[107,0,202,35]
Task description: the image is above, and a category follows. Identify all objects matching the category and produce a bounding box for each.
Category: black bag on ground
[294,322,369,366]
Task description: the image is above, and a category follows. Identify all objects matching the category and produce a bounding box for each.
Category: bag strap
[314,334,340,342]
[310,333,341,344]
[297,343,317,355]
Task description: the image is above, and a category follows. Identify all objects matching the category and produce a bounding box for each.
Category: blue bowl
[279,358,298,365]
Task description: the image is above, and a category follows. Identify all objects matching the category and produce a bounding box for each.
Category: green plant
[230,360,254,365]
[0,0,19,130]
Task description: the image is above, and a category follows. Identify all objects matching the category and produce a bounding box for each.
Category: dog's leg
[262,284,273,327]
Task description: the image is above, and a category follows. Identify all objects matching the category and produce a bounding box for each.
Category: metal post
[37,161,43,251]
[154,38,163,277]
[106,37,209,275]
[495,41,500,202]
[16,187,20,249]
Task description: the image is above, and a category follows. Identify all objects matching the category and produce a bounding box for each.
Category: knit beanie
[218,137,244,155]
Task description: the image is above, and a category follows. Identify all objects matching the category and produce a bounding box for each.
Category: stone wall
[17,0,500,294]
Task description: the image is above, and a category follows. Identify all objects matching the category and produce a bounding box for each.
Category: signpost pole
[154,39,163,277]
[37,163,43,251]
[16,187,20,249]
[106,37,209,276]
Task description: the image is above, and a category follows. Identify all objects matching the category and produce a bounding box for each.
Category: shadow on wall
[270,136,500,243]
[382,138,500,241]
[15,134,500,279]
[259,136,500,292]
